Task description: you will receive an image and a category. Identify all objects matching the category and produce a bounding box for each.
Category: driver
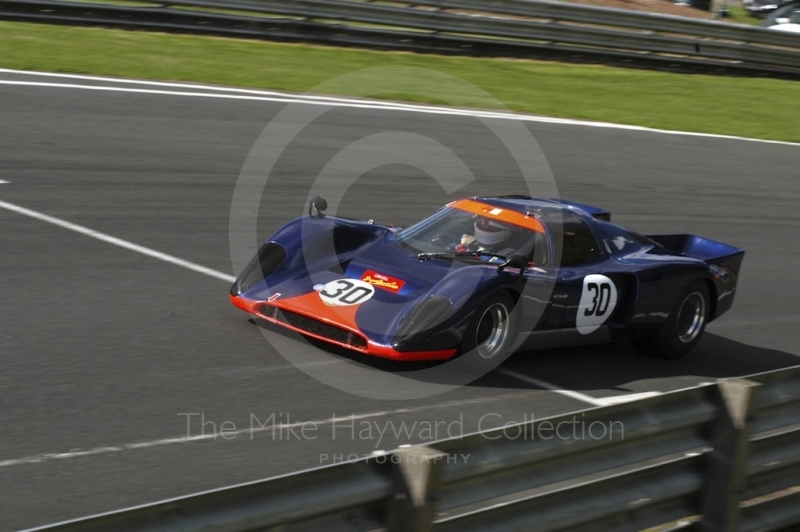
[456,217,511,253]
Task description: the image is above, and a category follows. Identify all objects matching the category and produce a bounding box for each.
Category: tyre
[654,280,710,360]
[457,292,517,374]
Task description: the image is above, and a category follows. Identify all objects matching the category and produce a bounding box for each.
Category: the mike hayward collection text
[178,412,625,449]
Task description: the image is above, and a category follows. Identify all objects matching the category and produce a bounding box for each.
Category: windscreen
[396,207,541,260]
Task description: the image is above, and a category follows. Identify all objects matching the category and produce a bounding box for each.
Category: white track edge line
[0,80,546,122]
[595,391,662,405]
[497,368,606,406]
[0,68,450,109]
[0,199,236,283]
[497,368,662,406]
[0,392,534,469]
[1,71,798,148]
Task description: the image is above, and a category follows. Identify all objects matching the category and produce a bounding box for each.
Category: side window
[601,225,655,254]
[551,213,604,266]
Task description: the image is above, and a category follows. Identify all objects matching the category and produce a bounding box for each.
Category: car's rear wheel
[458,292,516,373]
[651,280,710,360]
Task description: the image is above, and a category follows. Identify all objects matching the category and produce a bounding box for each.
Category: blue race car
[230,196,743,366]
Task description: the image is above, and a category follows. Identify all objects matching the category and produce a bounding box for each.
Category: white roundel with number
[576,274,618,335]
[318,279,376,307]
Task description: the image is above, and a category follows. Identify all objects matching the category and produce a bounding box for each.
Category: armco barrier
[24,365,800,532]
[26,458,397,531]
[1,0,800,76]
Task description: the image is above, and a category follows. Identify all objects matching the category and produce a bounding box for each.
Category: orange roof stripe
[449,199,546,234]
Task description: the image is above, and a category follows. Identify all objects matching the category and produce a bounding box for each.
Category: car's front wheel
[458,292,517,373]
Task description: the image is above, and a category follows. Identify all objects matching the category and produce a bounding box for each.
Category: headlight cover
[230,242,287,296]
[392,295,452,352]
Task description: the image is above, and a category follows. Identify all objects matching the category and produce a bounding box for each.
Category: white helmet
[474,219,511,246]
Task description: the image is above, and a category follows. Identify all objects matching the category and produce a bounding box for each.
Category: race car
[230,196,744,368]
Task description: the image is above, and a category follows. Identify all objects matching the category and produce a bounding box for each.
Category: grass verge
[724,5,762,25]
[1,21,798,142]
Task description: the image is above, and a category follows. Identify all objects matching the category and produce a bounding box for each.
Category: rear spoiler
[648,234,745,276]
[554,199,611,222]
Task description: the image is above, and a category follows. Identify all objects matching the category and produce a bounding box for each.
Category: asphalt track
[1,69,800,531]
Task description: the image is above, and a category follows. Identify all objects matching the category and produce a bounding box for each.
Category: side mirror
[776,17,790,23]
[308,195,328,218]
[498,252,528,276]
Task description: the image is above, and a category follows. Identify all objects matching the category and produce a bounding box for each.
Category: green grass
[724,5,761,25]
[55,0,160,6]
[1,21,799,142]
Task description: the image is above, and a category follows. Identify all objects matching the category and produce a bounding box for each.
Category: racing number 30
[319,279,375,306]
[576,274,618,335]
[583,282,612,317]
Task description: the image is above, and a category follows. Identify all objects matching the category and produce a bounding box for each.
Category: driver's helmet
[473,217,511,247]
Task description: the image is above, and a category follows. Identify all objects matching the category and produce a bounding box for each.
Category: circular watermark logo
[229,66,559,400]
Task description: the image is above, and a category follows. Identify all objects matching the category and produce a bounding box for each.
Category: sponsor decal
[319,279,376,307]
[268,293,281,302]
[313,284,326,292]
[360,270,406,293]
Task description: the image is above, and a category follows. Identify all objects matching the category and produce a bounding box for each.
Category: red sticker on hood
[361,270,406,293]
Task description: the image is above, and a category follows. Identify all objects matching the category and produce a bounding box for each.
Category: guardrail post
[699,378,760,532]
[386,445,447,532]
[709,0,726,20]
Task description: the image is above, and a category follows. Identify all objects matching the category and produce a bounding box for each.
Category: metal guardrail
[25,365,800,532]
[27,458,398,532]
[1,0,800,76]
